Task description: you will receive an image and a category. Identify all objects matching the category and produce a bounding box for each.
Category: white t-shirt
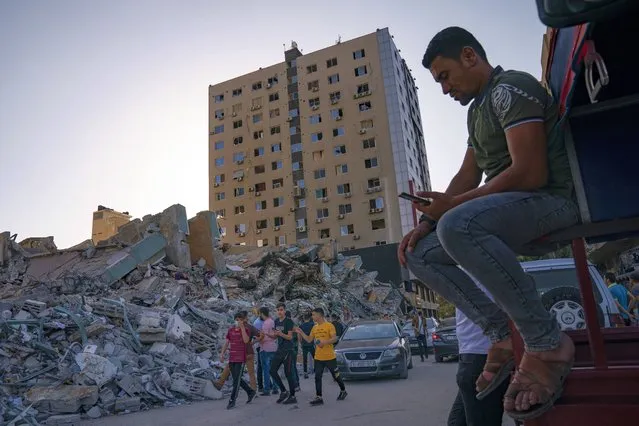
[456,282,493,355]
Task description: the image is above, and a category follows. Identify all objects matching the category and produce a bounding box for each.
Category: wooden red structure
[511,4,639,424]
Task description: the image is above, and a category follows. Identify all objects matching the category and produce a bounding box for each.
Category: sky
[0,0,546,248]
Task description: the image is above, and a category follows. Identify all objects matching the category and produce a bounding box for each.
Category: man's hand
[413,191,460,220]
[219,353,225,363]
[317,340,326,348]
[293,326,301,334]
[398,221,433,267]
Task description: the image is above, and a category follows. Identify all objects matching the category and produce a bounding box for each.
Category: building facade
[91,205,131,244]
[208,28,430,250]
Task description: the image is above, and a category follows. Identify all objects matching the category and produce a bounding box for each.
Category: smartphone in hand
[398,192,432,205]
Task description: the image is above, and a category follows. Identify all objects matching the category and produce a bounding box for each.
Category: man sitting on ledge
[398,27,578,421]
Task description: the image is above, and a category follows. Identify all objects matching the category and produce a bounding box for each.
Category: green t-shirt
[467,66,574,199]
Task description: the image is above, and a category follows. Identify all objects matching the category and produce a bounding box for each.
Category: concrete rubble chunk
[0,204,410,423]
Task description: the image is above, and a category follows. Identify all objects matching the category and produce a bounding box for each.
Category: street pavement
[82,357,515,426]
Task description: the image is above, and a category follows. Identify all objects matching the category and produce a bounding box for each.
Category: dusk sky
[0,1,545,248]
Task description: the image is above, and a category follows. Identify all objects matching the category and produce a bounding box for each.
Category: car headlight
[383,348,401,358]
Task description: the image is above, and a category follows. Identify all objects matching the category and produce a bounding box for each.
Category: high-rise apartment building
[208,28,430,250]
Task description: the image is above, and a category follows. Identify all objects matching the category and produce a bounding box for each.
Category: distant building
[208,28,431,251]
[91,205,131,244]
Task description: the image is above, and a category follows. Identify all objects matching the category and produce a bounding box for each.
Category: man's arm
[295,326,314,343]
[239,323,250,344]
[454,122,548,205]
[219,340,229,362]
[320,326,338,346]
[445,147,483,196]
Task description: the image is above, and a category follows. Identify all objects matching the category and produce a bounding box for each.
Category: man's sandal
[475,347,515,400]
[503,353,574,421]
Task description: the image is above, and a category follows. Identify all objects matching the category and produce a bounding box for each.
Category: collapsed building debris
[0,205,404,424]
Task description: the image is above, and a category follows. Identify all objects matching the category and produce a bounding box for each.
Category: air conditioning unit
[293,187,302,197]
[312,105,319,111]
[250,106,256,111]
[315,218,323,224]
[322,197,329,203]
[239,232,246,237]
[256,229,262,234]
[331,99,339,105]
[359,129,367,135]
[373,186,382,192]
[289,207,296,212]
[236,176,243,181]
[267,83,272,89]
[286,117,292,122]
[376,208,384,213]
[248,187,254,192]
[297,226,306,232]
[353,235,360,240]
[236,159,244,165]
[335,116,342,121]
[255,191,261,196]
[365,187,374,194]
[344,192,352,198]
[273,183,282,188]
[213,182,220,187]
[369,208,376,214]
[232,112,237,117]
[337,214,344,219]
[273,226,280,231]
[312,87,319,92]
[218,114,224,120]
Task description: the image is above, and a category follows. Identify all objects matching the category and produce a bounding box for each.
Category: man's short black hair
[234,311,245,320]
[604,272,617,283]
[276,302,286,309]
[259,306,269,317]
[422,27,487,69]
[313,307,325,317]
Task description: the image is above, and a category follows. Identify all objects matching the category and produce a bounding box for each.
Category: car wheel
[541,286,604,330]
[408,355,413,369]
[399,365,408,379]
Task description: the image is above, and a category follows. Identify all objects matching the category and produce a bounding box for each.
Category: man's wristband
[419,214,437,227]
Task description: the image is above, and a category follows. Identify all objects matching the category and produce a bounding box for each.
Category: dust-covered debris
[0,204,406,423]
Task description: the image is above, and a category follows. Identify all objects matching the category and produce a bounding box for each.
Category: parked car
[335,320,412,380]
[432,325,459,363]
[400,317,439,355]
[433,259,623,362]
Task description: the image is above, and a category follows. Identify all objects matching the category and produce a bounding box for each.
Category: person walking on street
[299,313,316,378]
[267,303,298,404]
[220,312,257,410]
[413,311,429,361]
[286,311,301,391]
[605,272,636,326]
[295,307,347,406]
[253,310,264,393]
[258,307,278,396]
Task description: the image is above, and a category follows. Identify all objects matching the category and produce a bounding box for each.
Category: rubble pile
[0,207,404,424]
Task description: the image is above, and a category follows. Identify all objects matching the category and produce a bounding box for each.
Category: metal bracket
[583,40,610,104]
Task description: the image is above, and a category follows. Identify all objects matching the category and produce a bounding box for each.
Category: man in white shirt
[448,305,509,425]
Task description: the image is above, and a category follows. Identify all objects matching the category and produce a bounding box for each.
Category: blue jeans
[406,192,579,351]
[260,351,275,391]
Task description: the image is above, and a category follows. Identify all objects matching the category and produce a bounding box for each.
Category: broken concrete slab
[26,385,98,413]
[74,353,117,387]
[187,211,226,272]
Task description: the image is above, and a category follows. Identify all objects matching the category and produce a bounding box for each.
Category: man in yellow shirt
[294,307,347,406]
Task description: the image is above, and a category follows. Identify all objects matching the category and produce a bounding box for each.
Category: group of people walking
[218,303,347,410]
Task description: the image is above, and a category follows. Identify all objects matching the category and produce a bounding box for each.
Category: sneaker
[260,390,271,396]
[283,394,297,405]
[309,396,324,406]
[226,400,236,410]
[276,391,289,404]
[247,391,257,404]
[337,390,347,401]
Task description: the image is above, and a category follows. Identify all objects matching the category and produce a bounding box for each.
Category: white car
[521,258,623,330]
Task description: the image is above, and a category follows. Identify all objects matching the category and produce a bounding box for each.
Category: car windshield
[528,267,603,303]
[342,323,398,340]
